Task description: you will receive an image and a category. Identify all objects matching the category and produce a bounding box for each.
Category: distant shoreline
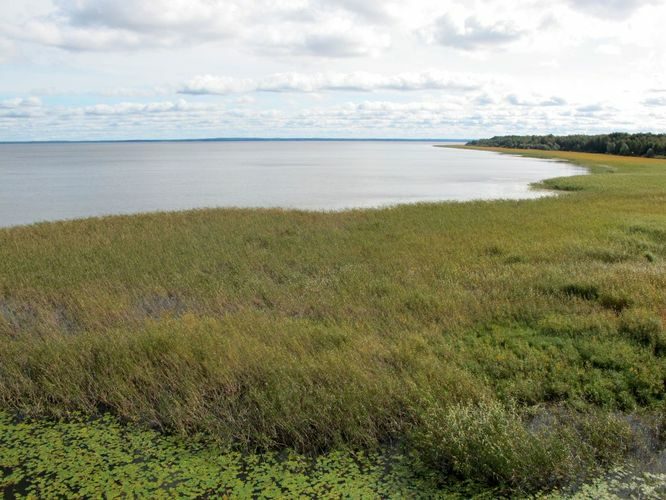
[0,137,469,145]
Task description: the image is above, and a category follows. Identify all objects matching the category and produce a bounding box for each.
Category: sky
[1,0,665,141]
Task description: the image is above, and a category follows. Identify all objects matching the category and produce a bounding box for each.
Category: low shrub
[413,401,575,492]
[412,401,639,493]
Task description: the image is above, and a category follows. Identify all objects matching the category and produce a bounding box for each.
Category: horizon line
[0,137,471,145]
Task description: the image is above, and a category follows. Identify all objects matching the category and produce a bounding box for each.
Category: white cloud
[55,0,239,33]
[564,0,661,19]
[2,92,663,142]
[4,0,392,56]
[9,0,241,51]
[179,76,255,95]
[473,94,496,106]
[576,103,605,113]
[643,96,666,106]
[179,71,482,95]
[0,97,44,119]
[80,99,205,116]
[301,30,389,57]
[252,22,391,57]
[314,0,396,23]
[423,14,525,50]
[506,94,567,107]
[0,97,42,108]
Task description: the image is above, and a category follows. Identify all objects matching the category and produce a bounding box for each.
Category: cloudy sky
[1,0,665,141]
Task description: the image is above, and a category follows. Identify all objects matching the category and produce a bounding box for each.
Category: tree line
[467,133,666,158]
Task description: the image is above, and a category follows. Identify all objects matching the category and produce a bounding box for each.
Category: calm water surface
[0,141,586,227]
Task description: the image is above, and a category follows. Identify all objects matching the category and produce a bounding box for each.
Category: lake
[0,141,586,228]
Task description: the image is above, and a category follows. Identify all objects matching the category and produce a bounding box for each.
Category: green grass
[1,147,665,495]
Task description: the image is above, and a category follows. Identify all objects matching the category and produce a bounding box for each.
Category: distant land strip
[467,133,666,158]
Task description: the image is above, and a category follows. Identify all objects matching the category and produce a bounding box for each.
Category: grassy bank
[1,147,665,495]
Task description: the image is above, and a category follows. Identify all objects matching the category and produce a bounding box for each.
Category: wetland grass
[1,148,665,495]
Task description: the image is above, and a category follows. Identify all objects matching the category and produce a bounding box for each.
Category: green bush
[412,401,639,493]
[413,401,577,492]
[573,411,634,464]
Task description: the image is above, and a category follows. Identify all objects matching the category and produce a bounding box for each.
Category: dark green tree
[467,134,666,158]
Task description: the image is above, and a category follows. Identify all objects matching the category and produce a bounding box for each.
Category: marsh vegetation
[1,148,665,496]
